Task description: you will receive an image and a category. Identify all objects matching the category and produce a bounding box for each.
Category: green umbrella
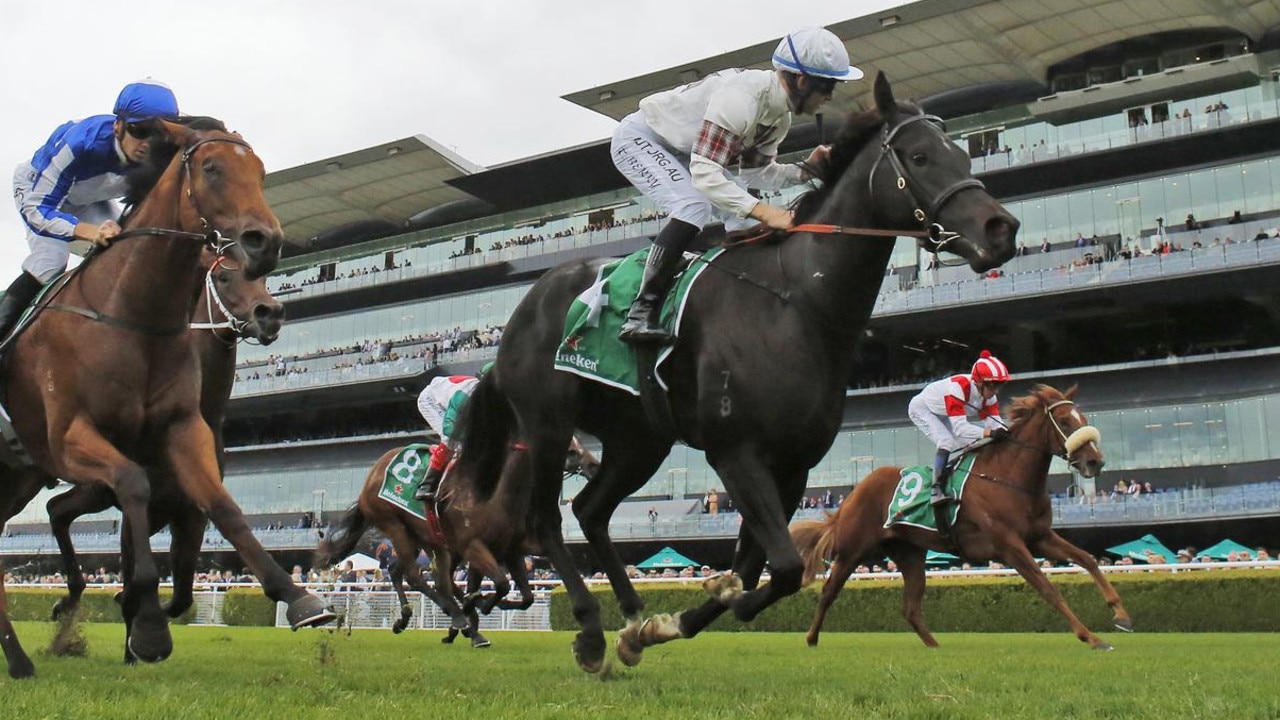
[1197,539,1254,560]
[1106,533,1178,564]
[925,550,960,566]
[635,546,700,570]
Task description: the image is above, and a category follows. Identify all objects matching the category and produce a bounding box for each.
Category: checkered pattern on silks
[692,120,744,167]
[693,120,782,170]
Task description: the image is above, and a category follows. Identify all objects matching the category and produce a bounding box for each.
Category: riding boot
[929,449,954,507]
[619,220,699,344]
[414,465,444,503]
[0,271,44,341]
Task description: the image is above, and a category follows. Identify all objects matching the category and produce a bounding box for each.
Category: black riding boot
[619,220,699,344]
[929,449,954,507]
[414,465,444,503]
[0,271,44,341]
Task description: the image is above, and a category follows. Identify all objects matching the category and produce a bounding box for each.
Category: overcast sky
[0,1,905,281]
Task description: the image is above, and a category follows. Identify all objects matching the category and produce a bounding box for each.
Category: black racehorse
[453,72,1019,673]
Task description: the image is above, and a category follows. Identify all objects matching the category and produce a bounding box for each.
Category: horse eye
[911,153,927,166]
[202,158,220,176]
[217,271,231,283]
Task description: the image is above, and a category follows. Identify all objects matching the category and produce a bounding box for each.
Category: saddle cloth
[883,455,977,531]
[553,246,724,394]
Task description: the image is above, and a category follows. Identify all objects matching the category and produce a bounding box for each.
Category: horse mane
[788,101,923,225]
[123,115,230,205]
[1004,384,1058,431]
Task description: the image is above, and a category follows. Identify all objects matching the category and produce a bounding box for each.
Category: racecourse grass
[3,623,1277,719]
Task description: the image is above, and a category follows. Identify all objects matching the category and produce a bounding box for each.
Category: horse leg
[496,549,536,611]
[571,432,671,667]
[60,422,171,663]
[163,505,206,619]
[806,554,856,648]
[163,417,333,629]
[452,554,493,648]
[1034,530,1132,632]
[0,562,35,679]
[389,564,413,634]
[705,452,805,623]
[999,539,1113,650]
[46,486,113,620]
[890,547,938,647]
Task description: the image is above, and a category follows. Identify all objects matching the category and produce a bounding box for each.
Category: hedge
[549,571,1280,633]
[6,588,195,624]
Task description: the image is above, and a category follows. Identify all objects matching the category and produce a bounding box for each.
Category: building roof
[264,0,1280,251]
[263,135,484,244]
[564,0,1280,122]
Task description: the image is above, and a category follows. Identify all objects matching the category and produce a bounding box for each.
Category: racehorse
[791,384,1128,650]
[45,246,284,652]
[0,117,328,680]
[317,385,600,647]
[453,72,1020,673]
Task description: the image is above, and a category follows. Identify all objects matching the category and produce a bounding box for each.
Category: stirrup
[619,320,672,344]
[929,483,954,507]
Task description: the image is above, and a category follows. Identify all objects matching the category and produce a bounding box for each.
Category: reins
[43,134,252,336]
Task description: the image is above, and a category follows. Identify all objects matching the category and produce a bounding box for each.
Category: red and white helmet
[971,350,1010,384]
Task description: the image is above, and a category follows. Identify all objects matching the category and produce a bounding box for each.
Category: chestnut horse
[318,380,599,646]
[791,384,1129,650]
[45,247,285,649]
[0,118,328,680]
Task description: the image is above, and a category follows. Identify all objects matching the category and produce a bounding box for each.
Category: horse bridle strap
[189,258,249,343]
[46,302,188,336]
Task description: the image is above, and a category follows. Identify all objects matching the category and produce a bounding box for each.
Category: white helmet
[771,28,863,82]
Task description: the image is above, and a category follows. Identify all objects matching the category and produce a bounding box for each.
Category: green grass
[3,623,1277,719]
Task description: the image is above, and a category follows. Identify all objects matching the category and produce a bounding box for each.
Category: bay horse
[45,246,284,650]
[317,390,599,646]
[0,117,329,680]
[791,384,1128,650]
[452,72,1019,673]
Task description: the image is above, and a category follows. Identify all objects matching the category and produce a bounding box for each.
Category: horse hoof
[7,652,35,679]
[703,573,744,604]
[616,628,645,667]
[471,635,492,649]
[1093,642,1114,651]
[572,632,606,674]
[441,634,456,645]
[126,632,172,664]
[287,595,337,630]
[392,624,406,635]
[1113,618,1134,633]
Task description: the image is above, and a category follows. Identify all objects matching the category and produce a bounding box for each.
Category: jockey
[0,79,180,340]
[412,362,491,503]
[611,27,862,343]
[908,350,1011,506]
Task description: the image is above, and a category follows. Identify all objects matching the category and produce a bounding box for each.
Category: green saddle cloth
[375,444,434,521]
[883,455,977,531]
[553,247,724,394]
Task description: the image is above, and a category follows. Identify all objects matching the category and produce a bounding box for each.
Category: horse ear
[155,119,198,149]
[1064,384,1079,400]
[873,71,897,122]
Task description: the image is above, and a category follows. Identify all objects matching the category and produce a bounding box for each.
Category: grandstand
[5,0,1280,575]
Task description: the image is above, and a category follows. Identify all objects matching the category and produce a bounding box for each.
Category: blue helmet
[113,80,179,123]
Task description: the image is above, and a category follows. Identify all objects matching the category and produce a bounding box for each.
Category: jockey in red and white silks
[413,373,479,503]
[908,350,1011,504]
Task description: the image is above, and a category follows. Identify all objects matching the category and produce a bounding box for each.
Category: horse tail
[791,512,838,587]
[314,502,370,569]
[450,372,515,501]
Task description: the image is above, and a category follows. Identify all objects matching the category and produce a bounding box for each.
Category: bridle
[865,111,985,255]
[1041,399,1102,470]
[743,110,984,253]
[44,134,256,335]
[189,255,253,344]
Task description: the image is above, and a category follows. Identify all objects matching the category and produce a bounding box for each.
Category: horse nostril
[240,230,266,253]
